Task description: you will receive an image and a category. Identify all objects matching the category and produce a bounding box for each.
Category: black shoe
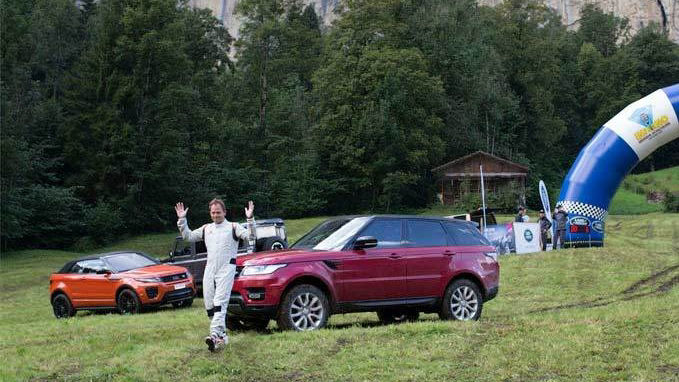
[205,335,216,352]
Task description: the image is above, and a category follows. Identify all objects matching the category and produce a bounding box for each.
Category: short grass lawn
[1,213,678,381]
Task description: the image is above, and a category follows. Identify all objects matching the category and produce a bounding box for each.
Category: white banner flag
[539,180,552,223]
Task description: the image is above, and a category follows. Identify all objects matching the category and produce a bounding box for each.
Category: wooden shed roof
[432,151,529,174]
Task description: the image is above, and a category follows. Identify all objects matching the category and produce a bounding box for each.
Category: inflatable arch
[557,83,679,247]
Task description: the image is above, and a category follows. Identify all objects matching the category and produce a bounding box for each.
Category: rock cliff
[189,0,678,43]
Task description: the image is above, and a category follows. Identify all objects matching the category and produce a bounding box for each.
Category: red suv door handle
[444,250,455,256]
[389,253,401,259]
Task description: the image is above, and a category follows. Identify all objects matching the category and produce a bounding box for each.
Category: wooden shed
[432,151,528,206]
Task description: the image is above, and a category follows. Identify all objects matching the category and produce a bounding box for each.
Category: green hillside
[609,166,679,215]
[1,213,678,381]
[625,166,679,193]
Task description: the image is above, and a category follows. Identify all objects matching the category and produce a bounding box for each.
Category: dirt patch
[327,337,353,356]
[646,222,655,239]
[658,274,679,293]
[29,363,82,382]
[622,264,679,294]
[281,371,305,381]
[531,264,679,314]
[657,364,679,378]
[530,296,609,313]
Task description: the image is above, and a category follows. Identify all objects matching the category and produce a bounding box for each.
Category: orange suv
[50,251,195,318]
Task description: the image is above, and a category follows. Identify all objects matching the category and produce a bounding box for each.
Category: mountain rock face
[481,0,678,42]
[187,0,340,40]
[190,0,678,43]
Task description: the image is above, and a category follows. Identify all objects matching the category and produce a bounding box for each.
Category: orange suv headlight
[135,277,162,283]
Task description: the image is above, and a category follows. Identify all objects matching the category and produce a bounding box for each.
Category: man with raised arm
[175,199,255,352]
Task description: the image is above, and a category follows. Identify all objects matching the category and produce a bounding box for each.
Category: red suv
[228,216,499,331]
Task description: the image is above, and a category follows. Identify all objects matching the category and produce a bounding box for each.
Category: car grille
[229,292,242,304]
[164,288,193,302]
[160,273,188,283]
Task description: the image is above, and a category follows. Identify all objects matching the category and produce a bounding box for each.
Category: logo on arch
[629,105,653,127]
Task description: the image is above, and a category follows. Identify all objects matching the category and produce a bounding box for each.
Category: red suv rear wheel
[439,279,483,321]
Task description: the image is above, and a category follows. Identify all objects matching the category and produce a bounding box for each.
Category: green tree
[576,4,630,57]
[1,0,87,248]
[230,0,324,216]
[407,0,521,161]
[314,0,446,212]
[624,25,679,172]
[61,0,232,234]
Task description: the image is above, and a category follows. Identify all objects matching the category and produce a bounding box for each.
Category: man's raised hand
[245,200,254,219]
[175,202,189,219]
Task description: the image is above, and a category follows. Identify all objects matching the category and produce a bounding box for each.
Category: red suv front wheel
[277,284,329,331]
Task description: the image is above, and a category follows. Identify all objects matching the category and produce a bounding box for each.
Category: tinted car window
[292,217,371,251]
[292,218,352,249]
[444,222,491,246]
[358,219,403,248]
[104,252,158,272]
[406,220,448,247]
[314,217,371,251]
[73,259,107,273]
[69,262,83,273]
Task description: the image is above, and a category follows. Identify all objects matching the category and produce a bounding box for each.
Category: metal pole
[480,165,487,233]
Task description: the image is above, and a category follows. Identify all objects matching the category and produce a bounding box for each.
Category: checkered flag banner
[557,200,608,221]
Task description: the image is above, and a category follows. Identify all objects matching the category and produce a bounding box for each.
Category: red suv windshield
[291,217,371,250]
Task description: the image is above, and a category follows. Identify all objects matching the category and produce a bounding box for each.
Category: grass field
[625,166,679,194]
[1,213,678,381]
[608,166,679,215]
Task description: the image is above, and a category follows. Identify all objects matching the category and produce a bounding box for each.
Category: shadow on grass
[531,264,679,314]
[77,303,195,318]
[227,315,446,335]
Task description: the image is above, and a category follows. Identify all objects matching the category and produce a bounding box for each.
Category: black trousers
[554,229,565,249]
[541,232,549,251]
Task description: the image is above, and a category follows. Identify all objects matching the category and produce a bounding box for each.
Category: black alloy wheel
[117,289,141,314]
[52,294,75,319]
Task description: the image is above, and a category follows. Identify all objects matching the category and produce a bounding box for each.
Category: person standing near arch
[175,199,255,351]
[553,204,568,250]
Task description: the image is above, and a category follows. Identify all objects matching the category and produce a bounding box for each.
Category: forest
[2,0,679,248]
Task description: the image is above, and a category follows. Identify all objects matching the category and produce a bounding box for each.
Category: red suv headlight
[240,264,287,276]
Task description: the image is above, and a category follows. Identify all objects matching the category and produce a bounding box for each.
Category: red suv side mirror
[353,236,378,250]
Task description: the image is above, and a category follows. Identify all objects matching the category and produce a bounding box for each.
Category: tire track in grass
[530,264,679,313]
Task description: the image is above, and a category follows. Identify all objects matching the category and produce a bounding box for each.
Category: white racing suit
[178,217,254,340]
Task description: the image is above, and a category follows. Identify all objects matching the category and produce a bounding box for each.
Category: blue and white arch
[558,83,679,247]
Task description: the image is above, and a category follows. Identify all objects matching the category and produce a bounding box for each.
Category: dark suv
[228,215,499,331]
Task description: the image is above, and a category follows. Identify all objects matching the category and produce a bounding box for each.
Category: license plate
[174,283,186,290]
